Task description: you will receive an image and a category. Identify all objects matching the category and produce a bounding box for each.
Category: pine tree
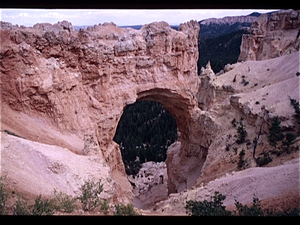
[236,117,247,144]
[268,116,284,147]
[237,149,245,168]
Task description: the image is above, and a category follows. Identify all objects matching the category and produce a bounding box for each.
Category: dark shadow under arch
[113,100,178,176]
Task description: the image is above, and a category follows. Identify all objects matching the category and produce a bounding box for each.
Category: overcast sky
[0,9,275,27]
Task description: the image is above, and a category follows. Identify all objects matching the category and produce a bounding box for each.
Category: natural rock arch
[1,20,217,195]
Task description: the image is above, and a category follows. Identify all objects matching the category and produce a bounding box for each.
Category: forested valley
[113,101,177,175]
[197,29,249,74]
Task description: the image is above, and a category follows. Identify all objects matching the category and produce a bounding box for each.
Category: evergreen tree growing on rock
[236,117,247,144]
[268,116,284,147]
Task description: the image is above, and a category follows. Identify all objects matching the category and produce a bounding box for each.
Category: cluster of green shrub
[185,191,300,216]
[113,100,177,176]
[229,97,299,169]
[0,177,138,216]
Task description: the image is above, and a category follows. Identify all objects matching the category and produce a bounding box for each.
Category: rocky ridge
[200,14,259,26]
[238,9,300,61]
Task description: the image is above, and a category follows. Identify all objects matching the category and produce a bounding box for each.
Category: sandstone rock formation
[153,45,300,214]
[1,10,299,214]
[1,132,118,202]
[1,19,214,198]
[196,51,299,185]
[238,10,300,61]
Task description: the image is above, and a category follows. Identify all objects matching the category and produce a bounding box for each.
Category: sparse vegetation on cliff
[237,149,246,169]
[268,116,284,147]
[0,177,7,215]
[289,97,300,135]
[186,191,231,216]
[255,151,273,167]
[236,117,248,144]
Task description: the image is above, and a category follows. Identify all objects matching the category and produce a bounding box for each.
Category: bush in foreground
[114,203,138,216]
[186,192,300,216]
[78,179,104,211]
[185,192,231,216]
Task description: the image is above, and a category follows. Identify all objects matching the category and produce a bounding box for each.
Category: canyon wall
[1,20,215,196]
[238,9,300,61]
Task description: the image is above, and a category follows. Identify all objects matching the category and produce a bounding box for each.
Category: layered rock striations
[1,20,215,197]
[238,10,300,61]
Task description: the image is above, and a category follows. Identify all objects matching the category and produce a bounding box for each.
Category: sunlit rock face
[1,19,216,195]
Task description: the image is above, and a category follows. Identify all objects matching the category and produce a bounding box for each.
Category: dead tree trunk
[253,121,264,159]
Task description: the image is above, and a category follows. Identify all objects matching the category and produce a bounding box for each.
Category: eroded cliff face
[152,11,299,214]
[1,20,215,197]
[238,10,300,61]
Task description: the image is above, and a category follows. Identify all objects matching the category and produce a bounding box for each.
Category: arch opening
[113,99,178,209]
[113,100,178,176]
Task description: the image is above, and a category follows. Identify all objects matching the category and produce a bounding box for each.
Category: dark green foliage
[235,196,264,216]
[12,196,31,215]
[231,118,237,127]
[13,190,77,215]
[237,149,245,168]
[289,97,300,118]
[289,97,300,135]
[282,132,297,153]
[0,177,7,215]
[2,176,112,215]
[12,195,57,215]
[186,191,300,216]
[52,189,76,213]
[79,179,104,211]
[114,203,138,216]
[255,151,272,167]
[266,207,300,216]
[99,200,110,214]
[113,100,177,176]
[236,117,247,144]
[199,21,254,38]
[185,191,231,216]
[124,161,142,176]
[233,147,238,154]
[284,133,296,145]
[235,196,300,216]
[198,29,249,74]
[241,78,249,86]
[268,116,284,147]
[31,195,56,215]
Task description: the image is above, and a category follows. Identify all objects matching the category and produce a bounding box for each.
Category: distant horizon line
[1,9,279,28]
